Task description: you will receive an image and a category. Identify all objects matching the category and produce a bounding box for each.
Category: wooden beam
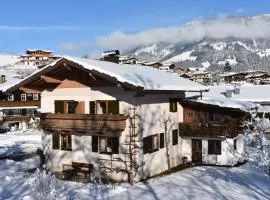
[88,72,97,80]
[40,75,62,84]
[19,87,42,94]
[63,63,71,71]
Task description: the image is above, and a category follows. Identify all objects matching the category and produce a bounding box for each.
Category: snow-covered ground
[0,130,42,158]
[0,157,269,200]
[0,130,269,199]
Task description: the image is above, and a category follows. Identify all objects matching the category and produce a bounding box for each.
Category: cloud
[95,15,270,49]
[236,8,245,14]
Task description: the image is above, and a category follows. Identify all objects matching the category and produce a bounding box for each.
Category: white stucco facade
[41,85,185,182]
[181,134,246,166]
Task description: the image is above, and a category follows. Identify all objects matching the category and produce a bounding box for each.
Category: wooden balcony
[40,113,128,134]
[0,100,40,108]
[179,122,231,138]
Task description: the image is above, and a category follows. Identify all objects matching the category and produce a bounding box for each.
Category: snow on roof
[187,84,270,103]
[206,84,270,103]
[65,57,209,91]
[219,72,239,77]
[26,49,52,53]
[191,96,257,112]
[5,57,209,92]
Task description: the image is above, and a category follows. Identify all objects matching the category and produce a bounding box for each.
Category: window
[208,140,221,155]
[160,133,165,149]
[52,134,72,151]
[97,101,107,114]
[61,134,72,151]
[67,101,78,114]
[143,134,159,154]
[21,94,27,101]
[33,94,39,101]
[92,136,119,154]
[169,99,178,112]
[94,100,119,115]
[172,129,178,145]
[7,94,14,101]
[209,112,220,121]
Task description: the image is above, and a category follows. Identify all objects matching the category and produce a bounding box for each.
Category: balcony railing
[0,100,40,108]
[179,122,231,138]
[40,113,128,134]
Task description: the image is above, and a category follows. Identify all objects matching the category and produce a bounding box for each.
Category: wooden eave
[180,99,247,116]
[5,58,143,93]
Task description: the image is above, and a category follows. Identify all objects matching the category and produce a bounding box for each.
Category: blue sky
[0,0,270,56]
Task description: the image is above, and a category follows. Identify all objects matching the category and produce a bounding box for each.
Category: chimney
[234,87,240,95]
[0,75,6,84]
[225,89,233,98]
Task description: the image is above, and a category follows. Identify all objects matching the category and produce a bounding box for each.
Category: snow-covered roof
[219,72,239,77]
[189,96,257,112]
[26,49,52,53]
[5,57,209,93]
[65,57,208,91]
[187,84,270,103]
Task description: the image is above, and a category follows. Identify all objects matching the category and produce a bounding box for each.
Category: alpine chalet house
[6,57,210,183]
[19,49,61,66]
[179,98,255,166]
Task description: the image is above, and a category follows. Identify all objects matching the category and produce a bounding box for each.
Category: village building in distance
[18,49,61,66]
[5,56,253,183]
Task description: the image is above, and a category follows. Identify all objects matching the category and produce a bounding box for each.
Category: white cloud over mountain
[95,14,270,49]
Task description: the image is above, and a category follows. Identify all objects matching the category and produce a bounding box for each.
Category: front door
[192,139,202,164]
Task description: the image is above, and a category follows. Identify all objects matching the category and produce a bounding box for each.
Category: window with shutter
[52,134,60,150]
[67,101,78,114]
[169,99,178,112]
[92,135,98,152]
[90,101,96,114]
[54,100,64,113]
[160,133,165,149]
[60,134,72,151]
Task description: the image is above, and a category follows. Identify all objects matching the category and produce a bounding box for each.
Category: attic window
[33,94,39,101]
[21,94,27,101]
[169,99,178,112]
[7,94,14,101]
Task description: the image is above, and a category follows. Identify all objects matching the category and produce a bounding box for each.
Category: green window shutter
[52,134,60,150]
[54,100,64,113]
[92,135,98,152]
[160,133,164,149]
[111,137,119,154]
[108,100,119,114]
[90,101,96,114]
[143,136,152,154]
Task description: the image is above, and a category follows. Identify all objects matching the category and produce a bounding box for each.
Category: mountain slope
[124,14,270,72]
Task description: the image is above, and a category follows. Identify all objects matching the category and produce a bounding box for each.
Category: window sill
[60,148,72,151]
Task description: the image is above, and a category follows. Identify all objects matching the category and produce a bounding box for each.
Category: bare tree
[99,107,144,184]
[160,114,176,172]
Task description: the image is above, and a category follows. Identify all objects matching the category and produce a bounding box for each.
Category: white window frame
[7,94,14,101]
[33,93,39,101]
[21,94,27,101]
